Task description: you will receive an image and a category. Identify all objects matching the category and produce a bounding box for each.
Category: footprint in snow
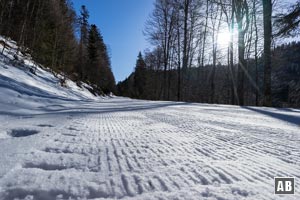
[8,129,39,137]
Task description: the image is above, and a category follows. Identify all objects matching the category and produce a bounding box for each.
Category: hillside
[0,37,110,116]
[0,0,116,96]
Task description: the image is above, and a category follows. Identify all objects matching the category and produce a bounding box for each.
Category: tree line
[118,0,300,107]
[0,0,116,95]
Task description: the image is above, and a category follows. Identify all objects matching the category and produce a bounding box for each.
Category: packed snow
[0,37,300,200]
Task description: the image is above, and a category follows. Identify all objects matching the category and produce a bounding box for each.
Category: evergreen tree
[87,24,101,85]
[87,24,116,94]
[0,0,77,74]
[134,52,147,98]
[76,5,90,80]
[98,38,116,94]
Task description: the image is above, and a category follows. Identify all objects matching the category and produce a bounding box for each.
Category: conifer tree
[87,24,101,85]
[87,24,116,94]
[134,52,147,98]
[76,5,90,80]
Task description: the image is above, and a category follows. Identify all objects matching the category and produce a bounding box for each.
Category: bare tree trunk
[18,0,31,49]
[51,28,58,69]
[263,0,272,106]
[0,1,6,34]
[210,4,222,103]
[182,0,190,101]
[254,0,259,106]
[162,11,168,100]
[32,0,44,53]
[229,1,238,105]
[156,49,162,100]
[245,9,254,105]
[5,1,14,36]
[177,19,181,101]
[160,4,175,100]
[167,44,175,100]
[200,0,209,103]
[237,25,245,105]
[234,0,249,106]
[186,9,197,100]
[220,0,237,105]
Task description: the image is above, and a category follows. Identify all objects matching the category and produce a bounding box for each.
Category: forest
[0,0,116,95]
[0,0,299,107]
[118,0,300,108]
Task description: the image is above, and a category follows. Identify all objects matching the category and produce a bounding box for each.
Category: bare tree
[253,0,259,106]
[210,2,223,103]
[234,0,250,105]
[262,0,272,106]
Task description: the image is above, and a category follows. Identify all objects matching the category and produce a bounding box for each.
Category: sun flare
[218,31,231,47]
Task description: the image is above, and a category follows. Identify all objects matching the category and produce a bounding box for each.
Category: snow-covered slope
[0,36,102,115]
[0,37,300,200]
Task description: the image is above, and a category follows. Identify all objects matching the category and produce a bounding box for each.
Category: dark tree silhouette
[275,0,300,37]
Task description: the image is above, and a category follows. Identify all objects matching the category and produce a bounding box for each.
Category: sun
[218,31,231,47]
[217,29,238,48]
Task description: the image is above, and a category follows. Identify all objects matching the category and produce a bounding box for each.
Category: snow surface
[0,37,300,200]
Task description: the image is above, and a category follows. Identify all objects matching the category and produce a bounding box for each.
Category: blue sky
[71,0,155,82]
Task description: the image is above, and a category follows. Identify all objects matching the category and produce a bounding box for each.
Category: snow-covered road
[0,98,299,200]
